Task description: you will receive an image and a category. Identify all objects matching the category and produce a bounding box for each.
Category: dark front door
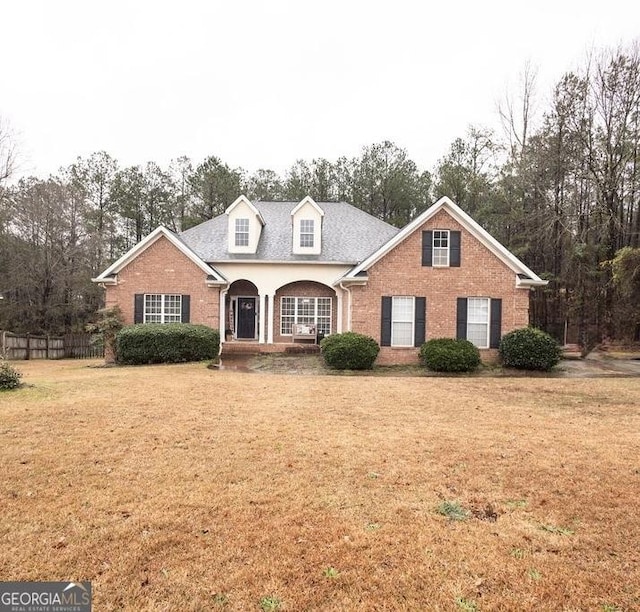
[237,297,256,339]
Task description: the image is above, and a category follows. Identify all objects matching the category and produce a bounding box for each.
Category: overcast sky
[2,0,639,179]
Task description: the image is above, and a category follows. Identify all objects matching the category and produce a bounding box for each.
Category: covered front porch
[220,277,347,346]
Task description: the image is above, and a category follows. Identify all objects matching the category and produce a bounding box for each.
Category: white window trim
[467,296,490,349]
[144,294,182,324]
[391,296,415,348]
[432,229,450,267]
[280,296,332,336]
[235,218,249,247]
[300,219,315,248]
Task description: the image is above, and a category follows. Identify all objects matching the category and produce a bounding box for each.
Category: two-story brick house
[92,195,546,364]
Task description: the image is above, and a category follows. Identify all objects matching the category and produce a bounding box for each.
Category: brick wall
[104,235,220,327]
[350,209,531,365]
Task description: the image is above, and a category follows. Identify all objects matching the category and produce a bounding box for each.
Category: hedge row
[111,324,559,372]
[116,324,220,365]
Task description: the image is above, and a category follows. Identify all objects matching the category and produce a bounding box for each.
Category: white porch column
[336,289,343,333]
[267,293,275,344]
[219,289,227,344]
[258,293,266,344]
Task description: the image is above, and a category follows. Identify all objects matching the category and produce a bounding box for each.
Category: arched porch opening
[273,280,337,344]
[227,279,259,340]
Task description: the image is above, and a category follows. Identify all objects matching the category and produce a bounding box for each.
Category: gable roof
[92,226,227,285]
[290,196,324,217]
[225,195,266,225]
[343,196,547,286]
[180,200,399,264]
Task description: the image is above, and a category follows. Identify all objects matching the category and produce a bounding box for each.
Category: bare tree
[498,61,539,162]
[0,117,17,192]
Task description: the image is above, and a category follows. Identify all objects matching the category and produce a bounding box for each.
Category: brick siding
[350,209,531,365]
[104,235,220,327]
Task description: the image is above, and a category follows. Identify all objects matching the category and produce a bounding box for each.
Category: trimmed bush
[499,327,562,371]
[116,323,220,365]
[0,361,22,390]
[419,338,481,372]
[320,332,380,370]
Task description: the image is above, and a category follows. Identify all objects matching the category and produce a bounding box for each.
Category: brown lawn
[1,360,639,611]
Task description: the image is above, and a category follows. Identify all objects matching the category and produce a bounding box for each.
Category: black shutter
[134,294,144,324]
[381,296,392,346]
[490,298,502,348]
[181,295,191,323]
[456,298,467,340]
[450,231,461,267]
[414,297,426,347]
[422,231,433,266]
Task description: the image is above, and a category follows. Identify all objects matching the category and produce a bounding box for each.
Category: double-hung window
[422,230,460,267]
[300,219,314,247]
[432,230,450,266]
[235,218,249,247]
[467,297,490,348]
[281,296,331,336]
[391,296,414,347]
[144,294,182,324]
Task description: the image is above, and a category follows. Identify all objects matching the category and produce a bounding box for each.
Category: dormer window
[226,196,266,254]
[300,219,315,248]
[235,218,249,247]
[291,197,323,255]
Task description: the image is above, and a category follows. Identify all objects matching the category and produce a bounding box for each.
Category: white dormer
[226,195,265,254]
[291,196,324,255]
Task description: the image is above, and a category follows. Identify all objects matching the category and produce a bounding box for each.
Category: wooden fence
[0,331,104,360]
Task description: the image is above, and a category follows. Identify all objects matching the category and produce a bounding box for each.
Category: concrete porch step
[221,341,263,355]
[221,341,321,356]
[285,344,321,354]
[562,344,582,359]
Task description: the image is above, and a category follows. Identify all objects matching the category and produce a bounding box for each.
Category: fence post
[25,334,30,360]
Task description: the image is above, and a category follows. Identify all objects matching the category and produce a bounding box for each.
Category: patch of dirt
[470,503,499,522]
[217,353,640,378]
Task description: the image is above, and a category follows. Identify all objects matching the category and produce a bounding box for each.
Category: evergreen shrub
[0,361,22,390]
[499,327,562,371]
[116,324,220,365]
[419,338,481,372]
[320,332,380,370]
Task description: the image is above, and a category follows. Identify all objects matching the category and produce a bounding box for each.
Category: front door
[236,297,256,339]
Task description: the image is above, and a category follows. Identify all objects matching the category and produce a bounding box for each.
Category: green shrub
[86,305,124,364]
[116,324,220,365]
[0,361,22,390]
[320,332,380,370]
[499,327,562,371]
[419,338,481,372]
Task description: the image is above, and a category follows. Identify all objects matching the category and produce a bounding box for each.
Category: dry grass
[1,360,639,611]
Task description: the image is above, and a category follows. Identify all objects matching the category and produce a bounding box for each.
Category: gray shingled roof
[180,201,400,264]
